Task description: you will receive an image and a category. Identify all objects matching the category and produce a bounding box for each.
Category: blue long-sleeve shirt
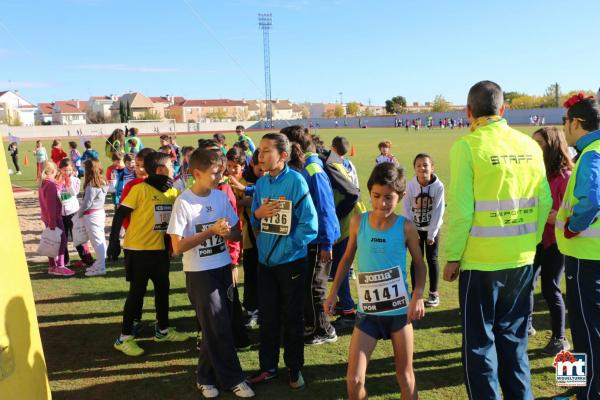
[251,165,318,267]
[300,153,340,251]
[570,130,600,232]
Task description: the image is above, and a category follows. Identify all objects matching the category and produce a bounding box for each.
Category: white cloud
[76,64,180,73]
[0,81,52,89]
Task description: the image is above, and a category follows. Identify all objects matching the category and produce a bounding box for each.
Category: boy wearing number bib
[168,148,255,399]
[325,162,427,400]
[108,152,189,357]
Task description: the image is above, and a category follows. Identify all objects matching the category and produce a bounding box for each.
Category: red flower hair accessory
[563,92,594,109]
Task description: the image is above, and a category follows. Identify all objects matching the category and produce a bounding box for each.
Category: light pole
[258,13,273,128]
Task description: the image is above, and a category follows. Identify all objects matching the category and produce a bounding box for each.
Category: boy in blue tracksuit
[300,152,341,344]
[248,133,318,390]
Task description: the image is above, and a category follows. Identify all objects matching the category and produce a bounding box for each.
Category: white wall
[0,120,257,139]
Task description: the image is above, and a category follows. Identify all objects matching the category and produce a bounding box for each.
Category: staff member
[443,81,552,400]
[556,93,600,400]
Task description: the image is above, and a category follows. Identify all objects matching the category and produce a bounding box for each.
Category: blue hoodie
[251,165,318,267]
[300,153,340,251]
[570,130,600,232]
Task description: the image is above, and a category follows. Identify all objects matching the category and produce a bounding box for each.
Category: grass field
[8,127,578,399]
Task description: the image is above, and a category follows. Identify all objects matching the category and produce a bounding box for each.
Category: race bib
[357,266,409,314]
[260,199,292,236]
[153,204,172,231]
[195,221,226,257]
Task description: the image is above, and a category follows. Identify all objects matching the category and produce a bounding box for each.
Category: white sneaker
[85,267,106,277]
[232,381,255,398]
[196,383,219,398]
[16,171,22,175]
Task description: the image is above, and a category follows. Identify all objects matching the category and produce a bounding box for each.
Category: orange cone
[350,144,356,157]
[23,154,29,166]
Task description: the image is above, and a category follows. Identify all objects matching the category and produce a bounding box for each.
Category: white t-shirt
[167,188,239,272]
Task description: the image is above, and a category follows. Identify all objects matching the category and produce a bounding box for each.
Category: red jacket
[51,147,67,164]
[218,182,241,265]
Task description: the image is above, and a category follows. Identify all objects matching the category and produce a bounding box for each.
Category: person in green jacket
[443,81,552,400]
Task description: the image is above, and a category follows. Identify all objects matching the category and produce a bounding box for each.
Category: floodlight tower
[258,13,273,128]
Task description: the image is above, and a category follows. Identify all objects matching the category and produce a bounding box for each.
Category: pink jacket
[39,179,63,230]
[542,169,571,248]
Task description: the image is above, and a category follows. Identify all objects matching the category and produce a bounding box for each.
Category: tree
[544,83,562,107]
[7,111,22,126]
[119,101,126,123]
[431,95,451,112]
[334,105,345,118]
[385,96,407,114]
[126,101,132,121]
[300,105,310,119]
[346,102,360,116]
[206,107,229,121]
[503,91,525,105]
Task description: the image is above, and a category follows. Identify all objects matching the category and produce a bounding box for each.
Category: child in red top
[528,127,573,354]
[38,161,75,276]
[51,139,67,164]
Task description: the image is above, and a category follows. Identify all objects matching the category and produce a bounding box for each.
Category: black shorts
[355,312,408,340]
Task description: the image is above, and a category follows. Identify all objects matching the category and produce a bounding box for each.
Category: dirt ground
[16,191,115,265]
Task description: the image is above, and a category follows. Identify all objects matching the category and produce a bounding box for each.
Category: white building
[35,103,54,125]
[88,95,118,121]
[52,100,88,125]
[0,90,36,126]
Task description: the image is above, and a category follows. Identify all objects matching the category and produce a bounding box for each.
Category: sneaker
[425,293,440,308]
[528,325,537,337]
[289,370,305,391]
[114,336,144,356]
[247,369,278,384]
[245,310,259,329]
[85,267,106,277]
[304,335,326,345]
[543,336,570,355]
[72,260,87,268]
[49,266,75,276]
[132,319,143,337]
[196,383,219,399]
[236,342,252,351]
[16,171,22,175]
[231,381,255,398]
[323,329,338,343]
[154,327,189,342]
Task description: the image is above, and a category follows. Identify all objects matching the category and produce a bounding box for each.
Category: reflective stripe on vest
[470,223,537,237]
[474,197,538,212]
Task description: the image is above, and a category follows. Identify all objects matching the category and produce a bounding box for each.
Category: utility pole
[555,82,560,108]
[258,13,273,128]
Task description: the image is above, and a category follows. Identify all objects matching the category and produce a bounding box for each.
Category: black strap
[264,191,309,266]
[243,208,257,248]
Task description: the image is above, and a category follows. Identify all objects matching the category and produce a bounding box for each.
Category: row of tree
[384,84,597,115]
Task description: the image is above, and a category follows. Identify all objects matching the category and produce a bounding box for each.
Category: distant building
[169,99,248,123]
[35,103,54,125]
[150,95,185,119]
[110,92,156,121]
[52,100,88,125]
[0,90,36,126]
[88,95,118,121]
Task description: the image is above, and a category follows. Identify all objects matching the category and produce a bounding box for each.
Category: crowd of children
[31,124,451,399]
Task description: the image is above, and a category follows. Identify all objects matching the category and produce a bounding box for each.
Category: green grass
[15,127,577,399]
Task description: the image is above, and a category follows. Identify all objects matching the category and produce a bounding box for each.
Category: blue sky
[1,0,599,106]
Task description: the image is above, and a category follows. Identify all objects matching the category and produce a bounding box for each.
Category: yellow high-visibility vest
[456,120,550,271]
[555,139,600,260]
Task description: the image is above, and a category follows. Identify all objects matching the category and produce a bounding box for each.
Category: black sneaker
[543,336,570,355]
[304,335,326,345]
[425,293,440,307]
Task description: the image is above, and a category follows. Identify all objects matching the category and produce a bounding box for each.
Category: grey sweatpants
[186,265,245,388]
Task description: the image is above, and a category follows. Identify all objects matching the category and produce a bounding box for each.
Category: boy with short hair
[168,148,255,398]
[375,141,399,165]
[81,140,99,162]
[108,151,188,356]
